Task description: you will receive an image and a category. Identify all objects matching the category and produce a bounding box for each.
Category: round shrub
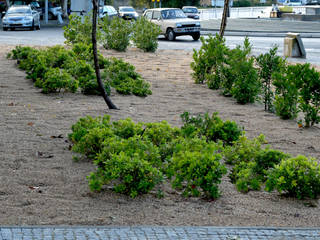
[265,155,320,199]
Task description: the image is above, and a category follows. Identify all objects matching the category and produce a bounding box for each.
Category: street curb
[201,29,320,38]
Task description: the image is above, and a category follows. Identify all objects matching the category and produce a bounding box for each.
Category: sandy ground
[0,45,320,226]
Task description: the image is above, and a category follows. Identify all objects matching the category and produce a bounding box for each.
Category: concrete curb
[201,29,320,38]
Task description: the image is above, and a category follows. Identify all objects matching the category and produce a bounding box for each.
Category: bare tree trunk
[219,0,230,38]
[62,0,68,18]
[92,0,118,110]
[5,0,10,10]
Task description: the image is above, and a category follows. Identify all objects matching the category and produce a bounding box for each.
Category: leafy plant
[101,17,132,52]
[88,152,163,198]
[256,46,286,112]
[266,155,320,199]
[131,17,161,52]
[273,65,300,120]
[191,34,228,85]
[168,140,227,199]
[40,68,78,93]
[293,63,320,127]
[181,112,242,145]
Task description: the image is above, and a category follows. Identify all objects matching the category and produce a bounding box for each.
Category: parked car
[118,6,139,20]
[182,6,200,19]
[2,5,40,31]
[306,0,320,4]
[283,0,302,6]
[38,1,62,20]
[99,5,118,19]
[143,8,201,41]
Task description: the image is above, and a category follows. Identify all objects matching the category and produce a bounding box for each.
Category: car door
[151,10,164,34]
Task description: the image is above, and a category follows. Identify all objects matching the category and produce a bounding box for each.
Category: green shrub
[63,14,101,45]
[105,57,152,96]
[40,68,78,93]
[131,17,161,52]
[69,115,111,143]
[112,118,144,139]
[232,149,290,193]
[293,63,320,127]
[168,140,227,199]
[101,17,132,52]
[255,46,286,112]
[191,34,228,85]
[266,155,320,199]
[273,65,300,120]
[88,152,163,198]
[223,134,266,165]
[181,112,242,145]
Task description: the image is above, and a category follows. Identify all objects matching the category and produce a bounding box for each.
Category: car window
[145,10,152,20]
[8,7,31,14]
[120,7,134,12]
[183,8,198,13]
[161,9,186,19]
[152,11,160,20]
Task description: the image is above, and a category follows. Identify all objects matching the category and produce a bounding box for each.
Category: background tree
[219,0,230,38]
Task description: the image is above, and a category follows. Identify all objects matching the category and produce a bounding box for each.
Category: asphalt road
[0,27,319,65]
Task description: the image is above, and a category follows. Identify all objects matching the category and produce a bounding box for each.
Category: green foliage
[63,14,101,45]
[40,68,78,94]
[273,65,300,120]
[255,46,286,112]
[112,118,144,139]
[232,149,290,193]
[101,17,132,52]
[293,63,320,127]
[265,155,320,199]
[191,34,228,85]
[88,152,163,198]
[180,112,242,145]
[229,38,260,104]
[131,17,161,52]
[105,57,152,96]
[168,139,227,199]
[8,45,151,97]
[223,134,266,165]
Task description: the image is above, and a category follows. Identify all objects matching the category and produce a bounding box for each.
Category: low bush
[131,17,161,52]
[101,17,132,52]
[181,112,243,145]
[266,155,320,199]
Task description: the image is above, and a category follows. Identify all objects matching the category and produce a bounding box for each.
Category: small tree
[92,0,118,109]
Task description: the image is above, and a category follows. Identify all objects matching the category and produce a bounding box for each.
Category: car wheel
[166,28,176,41]
[192,32,200,41]
[3,27,7,31]
[31,21,35,31]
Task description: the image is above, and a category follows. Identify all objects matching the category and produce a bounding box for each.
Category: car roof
[147,8,180,11]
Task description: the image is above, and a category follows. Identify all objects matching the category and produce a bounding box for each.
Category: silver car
[2,5,40,31]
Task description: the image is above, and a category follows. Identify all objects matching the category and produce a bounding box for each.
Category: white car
[143,8,201,41]
[118,6,139,20]
[2,5,40,31]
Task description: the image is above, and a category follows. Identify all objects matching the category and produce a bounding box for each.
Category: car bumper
[174,27,200,34]
[3,21,33,28]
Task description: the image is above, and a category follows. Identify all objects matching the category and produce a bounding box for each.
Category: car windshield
[161,9,186,19]
[8,7,31,14]
[183,8,197,13]
[120,7,134,12]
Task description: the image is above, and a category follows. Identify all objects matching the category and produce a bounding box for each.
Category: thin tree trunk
[219,0,230,38]
[5,0,10,10]
[62,0,68,18]
[92,0,118,110]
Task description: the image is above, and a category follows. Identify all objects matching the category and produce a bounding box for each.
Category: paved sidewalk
[1,226,320,240]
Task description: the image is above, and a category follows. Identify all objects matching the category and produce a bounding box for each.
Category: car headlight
[134,13,138,17]
[195,22,200,26]
[176,23,182,27]
[2,17,7,22]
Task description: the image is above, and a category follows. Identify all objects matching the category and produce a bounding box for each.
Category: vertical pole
[45,0,48,24]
